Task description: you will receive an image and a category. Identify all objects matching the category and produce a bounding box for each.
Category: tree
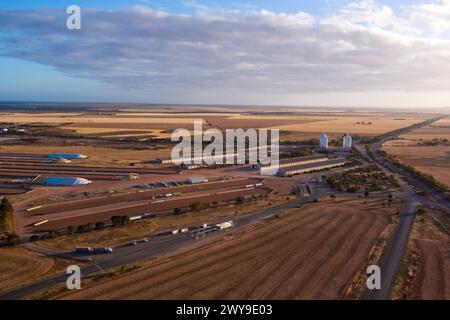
[364,190,370,197]
[0,197,14,234]
[6,233,20,246]
[67,225,77,234]
[120,216,130,225]
[95,222,105,229]
[111,216,122,226]
[190,202,205,211]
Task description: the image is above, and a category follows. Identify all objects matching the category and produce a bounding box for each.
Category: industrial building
[156,153,238,165]
[319,133,329,149]
[260,155,328,176]
[343,134,352,150]
[185,177,208,184]
[277,159,350,177]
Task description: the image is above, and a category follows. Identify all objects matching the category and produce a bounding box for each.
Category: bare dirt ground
[57,197,398,300]
[391,209,450,300]
[0,145,171,166]
[0,246,72,293]
[34,198,276,251]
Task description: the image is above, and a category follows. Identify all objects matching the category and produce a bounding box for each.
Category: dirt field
[382,118,450,188]
[57,197,397,300]
[391,208,450,300]
[1,111,428,140]
[0,145,171,166]
[0,246,72,293]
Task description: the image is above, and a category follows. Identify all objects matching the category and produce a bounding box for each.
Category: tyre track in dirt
[260,211,365,299]
[416,240,446,299]
[60,201,391,300]
[299,213,382,299]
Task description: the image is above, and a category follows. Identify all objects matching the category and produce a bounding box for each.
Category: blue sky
[0,0,415,14]
[1,1,450,107]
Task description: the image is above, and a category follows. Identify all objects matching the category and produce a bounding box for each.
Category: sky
[1,0,450,108]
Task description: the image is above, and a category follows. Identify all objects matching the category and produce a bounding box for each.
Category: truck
[75,247,92,253]
[93,247,113,254]
[216,221,234,230]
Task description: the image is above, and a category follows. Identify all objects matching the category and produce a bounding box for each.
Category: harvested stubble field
[382,120,450,188]
[1,111,428,140]
[0,247,72,293]
[392,209,450,300]
[58,197,398,300]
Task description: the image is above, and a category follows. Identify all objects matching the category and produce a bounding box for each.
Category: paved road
[0,184,331,300]
[364,115,450,299]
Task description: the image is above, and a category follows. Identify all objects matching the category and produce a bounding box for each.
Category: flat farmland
[382,117,450,188]
[1,111,429,140]
[267,115,428,136]
[399,118,450,141]
[58,198,396,300]
[0,145,171,166]
[0,247,72,293]
[392,209,450,299]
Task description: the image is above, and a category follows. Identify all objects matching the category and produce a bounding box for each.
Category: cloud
[1,1,450,103]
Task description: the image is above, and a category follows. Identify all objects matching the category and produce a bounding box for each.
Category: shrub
[67,225,77,234]
[95,222,105,230]
[191,202,205,211]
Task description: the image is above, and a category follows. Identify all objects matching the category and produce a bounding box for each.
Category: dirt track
[59,199,391,300]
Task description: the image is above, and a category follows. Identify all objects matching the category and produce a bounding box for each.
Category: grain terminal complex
[277,159,349,177]
[260,155,329,176]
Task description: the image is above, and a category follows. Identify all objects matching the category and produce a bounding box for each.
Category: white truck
[216,221,234,230]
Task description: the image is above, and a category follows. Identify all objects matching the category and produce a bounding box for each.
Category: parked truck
[75,247,92,253]
[216,221,234,230]
[93,247,113,254]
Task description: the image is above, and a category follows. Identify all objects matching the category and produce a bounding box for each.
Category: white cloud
[0,1,450,106]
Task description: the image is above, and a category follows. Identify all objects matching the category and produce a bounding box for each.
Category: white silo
[343,133,352,150]
[319,133,328,149]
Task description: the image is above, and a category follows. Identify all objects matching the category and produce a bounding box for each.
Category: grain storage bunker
[46,153,87,159]
[43,177,92,186]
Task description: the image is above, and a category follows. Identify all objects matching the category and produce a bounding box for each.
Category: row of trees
[0,198,19,246]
